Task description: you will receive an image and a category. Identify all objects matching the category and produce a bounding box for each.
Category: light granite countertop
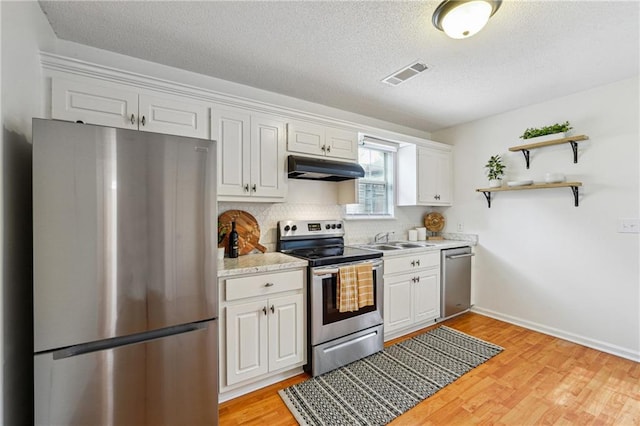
[217,252,307,278]
[353,239,473,258]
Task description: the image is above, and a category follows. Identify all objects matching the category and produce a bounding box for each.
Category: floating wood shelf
[509,134,589,169]
[476,182,583,208]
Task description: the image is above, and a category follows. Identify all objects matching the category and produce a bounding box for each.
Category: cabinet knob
[252,184,257,192]
[262,306,267,315]
[264,282,274,287]
[416,260,421,266]
[321,145,326,152]
[270,305,275,314]
[130,114,135,125]
[141,115,146,126]
[326,146,331,152]
[244,184,249,192]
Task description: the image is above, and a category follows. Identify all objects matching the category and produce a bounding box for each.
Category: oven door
[310,259,383,346]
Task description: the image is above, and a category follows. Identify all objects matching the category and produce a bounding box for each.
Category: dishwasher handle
[446,253,475,259]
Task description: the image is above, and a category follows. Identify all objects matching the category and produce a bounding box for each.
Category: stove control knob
[337,223,342,229]
[331,224,336,229]
[284,225,291,232]
[291,225,298,231]
[326,224,331,230]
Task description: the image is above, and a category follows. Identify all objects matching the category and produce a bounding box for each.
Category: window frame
[345,137,397,219]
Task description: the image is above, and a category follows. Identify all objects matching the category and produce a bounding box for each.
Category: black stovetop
[283,245,381,267]
[277,219,382,267]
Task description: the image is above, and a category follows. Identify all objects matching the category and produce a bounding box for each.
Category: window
[346,139,395,217]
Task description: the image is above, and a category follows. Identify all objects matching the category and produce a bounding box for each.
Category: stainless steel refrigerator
[32,119,218,425]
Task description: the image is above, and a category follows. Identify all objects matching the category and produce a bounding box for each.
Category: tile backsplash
[218,202,449,251]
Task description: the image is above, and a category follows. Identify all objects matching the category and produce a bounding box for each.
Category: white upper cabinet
[52,77,209,139]
[212,106,287,202]
[397,144,453,206]
[287,120,358,160]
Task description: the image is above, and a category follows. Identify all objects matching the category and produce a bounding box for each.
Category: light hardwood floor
[219,313,640,425]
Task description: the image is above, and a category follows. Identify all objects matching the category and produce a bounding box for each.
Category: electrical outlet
[618,219,640,233]
[457,223,464,232]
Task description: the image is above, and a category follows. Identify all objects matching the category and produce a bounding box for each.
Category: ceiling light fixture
[432,0,502,39]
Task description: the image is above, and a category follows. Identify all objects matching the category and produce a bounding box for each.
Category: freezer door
[33,119,217,352]
[35,320,218,426]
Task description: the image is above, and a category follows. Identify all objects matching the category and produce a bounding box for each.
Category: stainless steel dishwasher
[441,246,474,319]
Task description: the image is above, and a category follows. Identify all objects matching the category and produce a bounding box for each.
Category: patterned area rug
[279,326,503,426]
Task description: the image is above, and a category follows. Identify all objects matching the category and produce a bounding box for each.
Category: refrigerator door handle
[50,320,214,360]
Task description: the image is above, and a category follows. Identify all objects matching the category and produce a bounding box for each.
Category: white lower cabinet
[220,269,306,392]
[383,251,441,340]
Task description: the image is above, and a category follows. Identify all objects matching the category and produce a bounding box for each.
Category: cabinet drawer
[225,269,304,301]
[384,251,440,276]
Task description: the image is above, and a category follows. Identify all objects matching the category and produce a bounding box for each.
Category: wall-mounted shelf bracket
[569,141,579,163]
[481,191,492,208]
[570,185,579,206]
[520,149,531,169]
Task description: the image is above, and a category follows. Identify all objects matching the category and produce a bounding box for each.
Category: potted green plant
[485,154,506,188]
[519,121,572,141]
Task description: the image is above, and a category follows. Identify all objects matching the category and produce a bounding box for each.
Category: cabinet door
[418,147,452,206]
[251,115,287,199]
[212,107,251,197]
[325,127,358,160]
[287,121,325,156]
[138,93,209,138]
[414,269,440,324]
[435,151,452,204]
[52,77,138,130]
[268,294,305,372]
[225,300,268,385]
[384,274,413,333]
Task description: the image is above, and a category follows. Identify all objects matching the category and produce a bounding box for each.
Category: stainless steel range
[277,220,384,376]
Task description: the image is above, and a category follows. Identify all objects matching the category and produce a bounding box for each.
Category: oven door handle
[312,259,383,277]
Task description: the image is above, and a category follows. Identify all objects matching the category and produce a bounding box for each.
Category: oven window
[321,272,378,325]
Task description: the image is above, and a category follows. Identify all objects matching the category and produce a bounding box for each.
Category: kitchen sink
[390,242,426,249]
[362,244,401,251]
[360,241,436,251]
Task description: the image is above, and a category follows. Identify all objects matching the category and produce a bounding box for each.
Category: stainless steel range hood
[287,155,365,181]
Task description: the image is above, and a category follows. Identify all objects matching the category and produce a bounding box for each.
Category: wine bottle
[228,221,239,258]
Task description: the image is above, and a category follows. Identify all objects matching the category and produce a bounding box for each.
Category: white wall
[1,1,57,424]
[433,77,640,361]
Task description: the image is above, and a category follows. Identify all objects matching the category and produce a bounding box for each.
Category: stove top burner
[277,219,382,267]
[284,245,381,267]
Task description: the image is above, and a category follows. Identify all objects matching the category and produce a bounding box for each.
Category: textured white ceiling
[38,1,640,132]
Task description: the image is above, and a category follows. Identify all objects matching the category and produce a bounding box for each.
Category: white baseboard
[471,307,640,363]
[218,367,304,403]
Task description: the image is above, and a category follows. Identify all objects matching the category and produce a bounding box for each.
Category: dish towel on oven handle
[356,263,374,308]
[337,263,374,312]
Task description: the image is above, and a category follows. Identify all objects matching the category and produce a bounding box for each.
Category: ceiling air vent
[381,61,429,86]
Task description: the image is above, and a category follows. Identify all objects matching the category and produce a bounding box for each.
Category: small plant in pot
[485,155,506,188]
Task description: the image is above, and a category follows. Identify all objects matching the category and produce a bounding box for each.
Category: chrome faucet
[374,232,390,243]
